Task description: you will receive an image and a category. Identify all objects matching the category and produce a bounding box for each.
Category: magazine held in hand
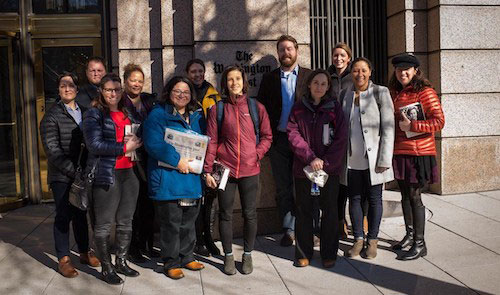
[211,161,230,191]
[399,102,426,138]
[158,127,209,174]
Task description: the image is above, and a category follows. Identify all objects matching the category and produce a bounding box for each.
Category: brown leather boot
[80,251,101,267]
[58,256,78,278]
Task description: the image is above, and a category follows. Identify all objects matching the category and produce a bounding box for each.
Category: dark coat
[75,83,99,109]
[40,100,87,184]
[327,65,353,100]
[287,97,348,178]
[82,107,140,185]
[257,66,312,138]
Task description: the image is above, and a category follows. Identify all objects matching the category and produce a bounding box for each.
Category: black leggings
[218,175,259,254]
[93,168,139,239]
[397,180,424,210]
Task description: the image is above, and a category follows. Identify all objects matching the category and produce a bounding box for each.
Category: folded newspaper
[303,166,329,187]
[125,124,141,161]
[158,127,209,174]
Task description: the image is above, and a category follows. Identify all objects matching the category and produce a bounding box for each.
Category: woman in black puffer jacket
[40,72,100,278]
[82,73,143,285]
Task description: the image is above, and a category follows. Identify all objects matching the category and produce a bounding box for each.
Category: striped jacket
[392,86,445,156]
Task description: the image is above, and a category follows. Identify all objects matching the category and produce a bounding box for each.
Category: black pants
[93,168,139,239]
[218,175,259,254]
[195,188,217,245]
[131,176,155,252]
[155,200,200,270]
[269,132,295,229]
[294,176,339,261]
[51,182,89,260]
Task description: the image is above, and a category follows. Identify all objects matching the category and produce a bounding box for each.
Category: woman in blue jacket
[143,76,206,280]
[82,73,143,285]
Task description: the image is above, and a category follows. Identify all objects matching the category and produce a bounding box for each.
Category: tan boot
[347,239,364,257]
[365,239,378,259]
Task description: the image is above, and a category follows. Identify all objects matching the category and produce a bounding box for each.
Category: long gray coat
[339,82,395,186]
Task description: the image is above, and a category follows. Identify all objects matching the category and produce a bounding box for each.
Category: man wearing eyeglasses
[76,56,107,109]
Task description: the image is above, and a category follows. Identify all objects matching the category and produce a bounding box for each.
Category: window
[0,0,19,13]
[33,0,101,14]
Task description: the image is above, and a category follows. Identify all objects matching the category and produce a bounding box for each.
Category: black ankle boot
[194,243,211,257]
[401,206,427,260]
[95,236,123,285]
[392,227,413,250]
[115,231,140,277]
[401,240,427,260]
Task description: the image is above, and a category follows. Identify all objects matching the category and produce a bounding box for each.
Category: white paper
[158,127,209,174]
[303,165,329,187]
[125,124,141,160]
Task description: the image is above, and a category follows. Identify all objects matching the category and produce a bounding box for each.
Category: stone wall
[386,1,500,194]
[112,0,311,234]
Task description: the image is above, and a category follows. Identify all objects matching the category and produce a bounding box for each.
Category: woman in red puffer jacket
[389,54,445,261]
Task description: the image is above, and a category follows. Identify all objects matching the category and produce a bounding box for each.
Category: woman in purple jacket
[287,69,348,268]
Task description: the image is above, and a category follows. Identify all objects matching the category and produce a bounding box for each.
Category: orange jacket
[392,86,445,156]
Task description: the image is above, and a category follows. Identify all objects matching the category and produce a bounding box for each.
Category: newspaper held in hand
[399,102,426,138]
[211,161,230,191]
[303,165,329,187]
[125,124,141,161]
[158,127,209,174]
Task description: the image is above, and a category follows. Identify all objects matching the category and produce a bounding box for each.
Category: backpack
[216,97,260,144]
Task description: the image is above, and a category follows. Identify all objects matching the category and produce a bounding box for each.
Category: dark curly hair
[388,67,433,93]
[161,76,199,113]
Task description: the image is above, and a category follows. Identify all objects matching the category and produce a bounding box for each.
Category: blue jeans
[348,169,383,240]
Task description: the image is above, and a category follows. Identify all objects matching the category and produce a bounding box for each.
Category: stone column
[427,1,500,194]
[386,0,500,194]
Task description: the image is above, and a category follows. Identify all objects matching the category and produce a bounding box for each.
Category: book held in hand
[125,124,141,161]
[211,161,230,191]
[399,102,426,138]
[158,127,209,174]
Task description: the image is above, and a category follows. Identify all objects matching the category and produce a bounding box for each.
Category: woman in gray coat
[339,57,395,259]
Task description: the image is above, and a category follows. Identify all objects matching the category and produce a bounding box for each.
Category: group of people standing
[39,33,444,284]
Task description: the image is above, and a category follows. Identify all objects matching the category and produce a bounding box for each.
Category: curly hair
[161,76,199,113]
[388,68,433,93]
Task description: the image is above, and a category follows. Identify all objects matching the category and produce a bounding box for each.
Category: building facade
[0,1,499,230]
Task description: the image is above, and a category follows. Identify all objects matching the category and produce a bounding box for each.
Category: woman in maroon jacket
[287,69,347,269]
[204,66,272,275]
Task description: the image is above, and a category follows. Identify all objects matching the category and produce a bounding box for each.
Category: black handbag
[69,143,97,211]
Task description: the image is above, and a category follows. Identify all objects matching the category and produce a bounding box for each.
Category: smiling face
[170,81,191,111]
[308,73,329,102]
[351,60,372,90]
[226,70,243,97]
[124,71,144,97]
[332,48,351,72]
[395,66,417,87]
[58,76,78,103]
[187,63,205,87]
[102,81,122,109]
[277,40,298,69]
[86,60,106,85]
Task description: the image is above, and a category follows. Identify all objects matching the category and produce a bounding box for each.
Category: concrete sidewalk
[0,190,499,294]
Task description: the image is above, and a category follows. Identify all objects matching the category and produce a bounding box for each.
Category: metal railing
[310,0,387,84]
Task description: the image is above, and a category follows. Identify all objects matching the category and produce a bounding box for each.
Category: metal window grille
[310,0,387,84]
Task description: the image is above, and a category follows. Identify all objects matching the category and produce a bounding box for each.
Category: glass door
[34,38,101,199]
[0,36,24,208]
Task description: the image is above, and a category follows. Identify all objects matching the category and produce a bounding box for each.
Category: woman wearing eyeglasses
[143,76,206,280]
[82,73,143,285]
